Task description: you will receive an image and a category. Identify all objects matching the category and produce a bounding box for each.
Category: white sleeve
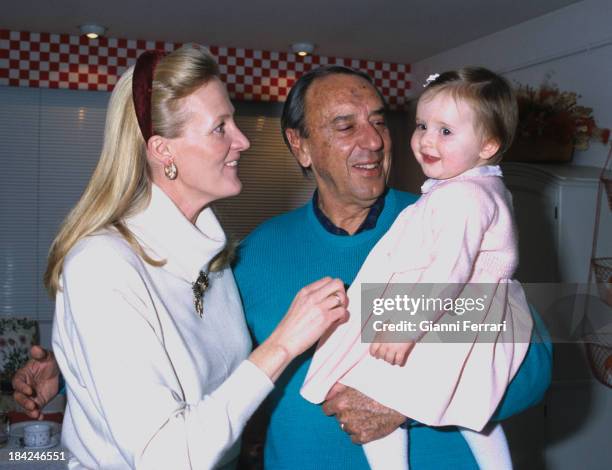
[396,182,496,329]
[55,238,273,469]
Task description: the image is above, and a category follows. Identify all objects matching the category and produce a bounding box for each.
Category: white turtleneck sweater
[52,185,273,470]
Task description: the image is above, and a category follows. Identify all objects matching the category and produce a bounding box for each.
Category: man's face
[293,74,391,211]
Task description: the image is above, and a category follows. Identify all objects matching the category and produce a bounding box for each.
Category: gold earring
[164,161,178,180]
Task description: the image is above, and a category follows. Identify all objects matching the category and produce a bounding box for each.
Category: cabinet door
[507,184,560,282]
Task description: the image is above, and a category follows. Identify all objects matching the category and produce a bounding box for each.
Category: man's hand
[323,384,406,444]
[12,345,61,420]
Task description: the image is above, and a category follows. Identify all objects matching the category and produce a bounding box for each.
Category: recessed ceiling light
[291,42,315,57]
[79,24,107,39]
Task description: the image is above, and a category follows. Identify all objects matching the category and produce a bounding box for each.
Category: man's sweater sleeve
[492,305,552,420]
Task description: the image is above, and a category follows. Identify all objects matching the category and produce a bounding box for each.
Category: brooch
[192,270,210,318]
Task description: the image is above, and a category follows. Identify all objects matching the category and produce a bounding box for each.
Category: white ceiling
[4,0,580,63]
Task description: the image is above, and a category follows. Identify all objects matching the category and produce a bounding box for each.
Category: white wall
[413,0,612,168]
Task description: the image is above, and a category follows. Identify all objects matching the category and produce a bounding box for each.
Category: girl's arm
[386,182,496,332]
[371,182,496,361]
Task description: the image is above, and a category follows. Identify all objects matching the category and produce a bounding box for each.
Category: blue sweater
[234,188,552,470]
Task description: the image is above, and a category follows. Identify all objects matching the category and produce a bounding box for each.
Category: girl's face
[411,91,497,180]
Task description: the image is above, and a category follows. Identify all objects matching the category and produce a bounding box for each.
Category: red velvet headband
[132,50,165,142]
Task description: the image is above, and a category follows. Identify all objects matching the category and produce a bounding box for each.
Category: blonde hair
[44,44,225,297]
[421,67,518,163]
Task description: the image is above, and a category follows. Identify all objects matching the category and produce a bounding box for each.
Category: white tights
[362,423,513,470]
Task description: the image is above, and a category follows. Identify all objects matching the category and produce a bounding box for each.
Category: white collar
[420,165,503,194]
[126,184,226,283]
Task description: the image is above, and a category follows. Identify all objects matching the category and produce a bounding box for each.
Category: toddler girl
[301,67,534,469]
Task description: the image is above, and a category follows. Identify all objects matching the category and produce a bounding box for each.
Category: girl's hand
[369,340,414,367]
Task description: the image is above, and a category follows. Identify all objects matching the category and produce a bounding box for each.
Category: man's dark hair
[280,66,385,153]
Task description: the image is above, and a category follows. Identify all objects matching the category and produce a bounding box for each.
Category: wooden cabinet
[503,163,605,283]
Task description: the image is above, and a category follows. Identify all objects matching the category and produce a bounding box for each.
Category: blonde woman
[41,45,348,469]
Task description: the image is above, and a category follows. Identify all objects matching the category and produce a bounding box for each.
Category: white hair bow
[423,73,440,87]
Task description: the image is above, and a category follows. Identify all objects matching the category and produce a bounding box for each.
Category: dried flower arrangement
[515,81,610,150]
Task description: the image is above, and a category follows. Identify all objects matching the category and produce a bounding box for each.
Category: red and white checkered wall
[0,30,412,108]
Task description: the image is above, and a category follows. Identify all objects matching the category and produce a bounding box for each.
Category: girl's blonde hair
[44,44,226,297]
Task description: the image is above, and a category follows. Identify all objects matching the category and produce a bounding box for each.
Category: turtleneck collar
[420,165,503,194]
[126,184,226,283]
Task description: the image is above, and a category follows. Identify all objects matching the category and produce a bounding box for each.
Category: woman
[42,44,347,469]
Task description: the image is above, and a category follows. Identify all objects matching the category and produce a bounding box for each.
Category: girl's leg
[362,426,409,470]
[460,423,512,470]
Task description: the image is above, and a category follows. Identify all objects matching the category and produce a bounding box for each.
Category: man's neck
[317,193,374,235]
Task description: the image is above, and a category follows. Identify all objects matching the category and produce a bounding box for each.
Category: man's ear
[285,128,312,169]
[147,135,173,166]
[479,138,500,160]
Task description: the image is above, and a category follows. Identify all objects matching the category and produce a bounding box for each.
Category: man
[14,66,552,469]
[233,66,551,469]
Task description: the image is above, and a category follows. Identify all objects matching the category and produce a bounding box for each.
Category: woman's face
[166,78,250,212]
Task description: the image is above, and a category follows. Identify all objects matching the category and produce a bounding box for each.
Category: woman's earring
[164,161,178,180]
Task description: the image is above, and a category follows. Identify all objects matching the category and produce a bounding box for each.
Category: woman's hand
[269,277,348,357]
[249,277,348,381]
